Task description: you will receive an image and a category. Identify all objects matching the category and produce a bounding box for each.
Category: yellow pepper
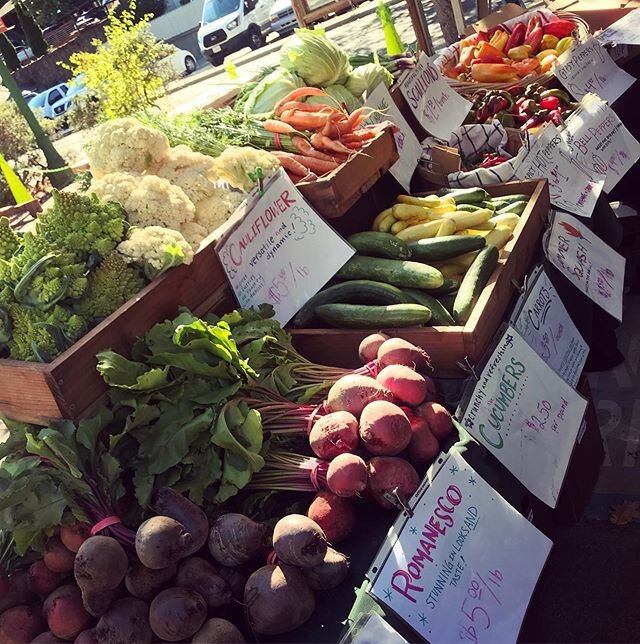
[537,49,558,61]
[507,45,532,61]
[540,34,559,51]
[539,54,558,73]
[556,36,575,55]
[489,30,509,53]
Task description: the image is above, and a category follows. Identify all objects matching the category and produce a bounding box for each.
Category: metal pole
[404,0,434,56]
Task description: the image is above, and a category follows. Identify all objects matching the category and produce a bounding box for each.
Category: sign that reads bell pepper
[215,169,355,324]
[399,52,471,139]
[368,451,552,644]
[553,36,635,105]
[544,210,625,321]
[459,325,587,507]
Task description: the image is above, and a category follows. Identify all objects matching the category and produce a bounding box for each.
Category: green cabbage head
[306,85,362,113]
[345,63,394,98]
[243,69,304,115]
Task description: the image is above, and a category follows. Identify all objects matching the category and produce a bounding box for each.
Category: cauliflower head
[90,172,139,209]
[0,217,19,261]
[87,118,171,179]
[117,226,194,279]
[213,146,281,192]
[180,221,210,248]
[193,187,243,234]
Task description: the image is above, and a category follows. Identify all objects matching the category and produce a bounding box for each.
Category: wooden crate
[289,180,550,377]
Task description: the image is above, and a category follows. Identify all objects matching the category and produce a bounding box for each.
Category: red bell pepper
[525,26,543,55]
[543,19,575,39]
[539,95,561,110]
[504,22,526,52]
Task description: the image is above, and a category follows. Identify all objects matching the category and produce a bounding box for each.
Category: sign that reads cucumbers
[459,325,587,507]
[215,169,354,325]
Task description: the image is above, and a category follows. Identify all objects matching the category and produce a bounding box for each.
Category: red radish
[408,416,440,465]
[358,333,388,364]
[367,457,420,510]
[359,400,411,456]
[60,523,91,554]
[44,537,75,573]
[44,585,92,640]
[27,561,63,597]
[326,454,368,498]
[376,365,427,406]
[416,402,453,440]
[307,491,355,544]
[326,374,391,417]
[423,375,441,403]
[377,337,432,371]
[309,411,359,459]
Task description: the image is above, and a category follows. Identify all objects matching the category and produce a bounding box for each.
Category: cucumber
[490,193,530,205]
[336,256,444,289]
[437,187,489,204]
[427,277,461,296]
[438,293,457,315]
[480,201,496,211]
[315,303,432,328]
[490,200,510,211]
[408,235,486,263]
[453,245,500,324]
[456,203,484,213]
[292,280,413,328]
[404,288,455,326]
[497,200,528,215]
[347,231,411,259]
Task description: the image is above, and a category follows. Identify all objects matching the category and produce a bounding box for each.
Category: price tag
[215,169,354,324]
[365,83,423,191]
[510,266,588,388]
[514,122,604,218]
[460,326,588,507]
[597,8,640,47]
[369,452,552,644]
[399,52,471,139]
[561,94,640,193]
[544,210,626,321]
[553,36,635,105]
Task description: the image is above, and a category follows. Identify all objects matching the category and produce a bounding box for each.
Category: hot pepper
[470,63,519,83]
[521,109,550,131]
[504,22,526,53]
[543,19,575,39]
[549,109,564,126]
[480,153,510,168]
[540,88,570,104]
[508,85,525,97]
[507,45,532,61]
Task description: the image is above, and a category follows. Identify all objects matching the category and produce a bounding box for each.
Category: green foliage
[14,2,48,58]
[119,0,167,20]
[0,34,19,72]
[66,93,101,131]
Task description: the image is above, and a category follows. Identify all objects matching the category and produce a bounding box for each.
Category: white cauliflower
[87,118,171,179]
[180,221,211,248]
[90,172,138,208]
[118,226,194,279]
[213,146,281,192]
[193,187,244,232]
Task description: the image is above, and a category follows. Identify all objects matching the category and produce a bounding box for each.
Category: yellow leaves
[609,500,640,526]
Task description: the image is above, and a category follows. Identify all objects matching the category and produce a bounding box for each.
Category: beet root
[135,516,193,570]
[73,629,98,644]
[358,332,389,364]
[376,364,428,406]
[27,560,63,597]
[95,598,152,644]
[32,632,66,643]
[0,605,46,644]
[149,587,207,642]
[43,584,92,640]
[408,416,440,465]
[125,563,176,601]
[307,491,355,544]
[367,456,420,510]
[59,523,91,554]
[303,547,350,590]
[208,513,267,567]
[326,453,368,498]
[272,514,327,568]
[359,400,411,456]
[217,566,248,602]
[326,374,392,417]
[377,337,432,371]
[416,402,453,441]
[0,569,35,613]
[74,536,128,593]
[244,565,315,635]
[309,411,359,459]
[44,536,76,574]
[192,618,245,643]
[423,375,441,403]
[175,557,231,609]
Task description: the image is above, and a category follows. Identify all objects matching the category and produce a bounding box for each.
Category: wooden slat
[0,362,62,423]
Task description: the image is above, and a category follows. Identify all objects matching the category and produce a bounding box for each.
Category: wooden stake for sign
[430,0,466,44]
[404,0,434,55]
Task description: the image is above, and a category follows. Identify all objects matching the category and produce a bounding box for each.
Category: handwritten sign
[553,36,635,105]
[460,326,587,507]
[561,93,640,193]
[544,210,625,321]
[511,266,588,388]
[514,122,604,218]
[597,8,640,46]
[399,52,471,139]
[365,83,423,191]
[369,452,552,643]
[215,169,354,324]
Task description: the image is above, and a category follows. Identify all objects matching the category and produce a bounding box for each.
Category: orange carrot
[292,136,341,162]
[280,110,335,130]
[278,101,343,114]
[345,141,364,150]
[273,151,340,175]
[311,132,352,155]
[272,152,308,176]
[263,119,298,134]
[274,88,330,115]
[341,130,377,143]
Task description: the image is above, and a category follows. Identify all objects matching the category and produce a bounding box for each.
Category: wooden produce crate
[289,180,550,377]
[0,237,233,425]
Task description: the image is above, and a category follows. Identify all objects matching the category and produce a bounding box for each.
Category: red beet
[307,491,355,544]
[44,537,75,574]
[359,400,411,456]
[60,523,91,554]
[358,333,389,364]
[309,411,359,459]
[376,364,428,406]
[416,402,453,441]
[367,457,420,510]
[44,585,92,641]
[326,453,368,498]
[27,561,64,597]
[377,337,431,371]
[408,416,440,465]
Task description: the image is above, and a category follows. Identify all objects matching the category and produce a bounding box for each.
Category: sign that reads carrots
[368,451,552,644]
[399,52,471,139]
[215,169,354,324]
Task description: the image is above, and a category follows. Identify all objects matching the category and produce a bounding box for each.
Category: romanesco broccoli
[0,217,19,261]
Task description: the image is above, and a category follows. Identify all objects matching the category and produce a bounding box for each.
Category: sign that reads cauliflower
[215,169,355,324]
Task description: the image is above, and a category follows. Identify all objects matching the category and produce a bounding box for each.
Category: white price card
[514,122,604,218]
[369,452,552,644]
[510,265,588,388]
[399,52,471,139]
[215,169,354,324]
[597,8,640,47]
[553,36,635,105]
[365,83,422,192]
[561,94,640,193]
[544,210,626,321]
[460,326,588,507]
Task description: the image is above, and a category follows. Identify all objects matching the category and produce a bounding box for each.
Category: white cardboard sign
[215,169,354,324]
[553,36,635,105]
[514,122,604,218]
[369,452,552,644]
[510,265,588,388]
[399,52,471,139]
[561,94,640,193]
[544,210,626,321]
[597,8,640,47]
[460,326,588,507]
[365,83,422,191]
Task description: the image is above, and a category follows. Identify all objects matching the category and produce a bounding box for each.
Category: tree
[18,0,77,27]
[14,2,48,58]
[0,34,19,71]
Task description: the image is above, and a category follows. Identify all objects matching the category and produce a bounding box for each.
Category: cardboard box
[546,0,640,32]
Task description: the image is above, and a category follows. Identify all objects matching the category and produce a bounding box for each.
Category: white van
[197,0,274,66]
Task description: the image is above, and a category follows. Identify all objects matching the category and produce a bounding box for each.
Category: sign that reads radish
[460,326,587,507]
[369,452,552,644]
[544,210,625,321]
[215,169,354,324]
[399,52,471,139]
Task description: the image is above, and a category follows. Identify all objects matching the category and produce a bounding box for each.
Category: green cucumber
[480,201,496,211]
[292,280,413,328]
[497,200,528,215]
[336,256,443,289]
[437,187,489,204]
[490,200,510,211]
[490,193,530,205]
[453,245,500,324]
[456,203,484,213]
[427,277,461,296]
[404,288,455,326]
[408,235,487,263]
[438,293,457,315]
[315,303,432,328]
[347,231,411,259]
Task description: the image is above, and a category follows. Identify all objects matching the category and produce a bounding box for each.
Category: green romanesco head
[36,191,126,259]
[75,252,146,321]
[0,217,19,261]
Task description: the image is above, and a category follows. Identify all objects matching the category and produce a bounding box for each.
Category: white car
[28,81,84,119]
[269,0,296,37]
[166,48,198,76]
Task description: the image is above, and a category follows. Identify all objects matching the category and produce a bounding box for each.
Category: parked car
[75,5,108,29]
[268,0,296,37]
[28,77,87,120]
[166,48,198,76]
[15,44,33,63]
[197,0,274,66]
